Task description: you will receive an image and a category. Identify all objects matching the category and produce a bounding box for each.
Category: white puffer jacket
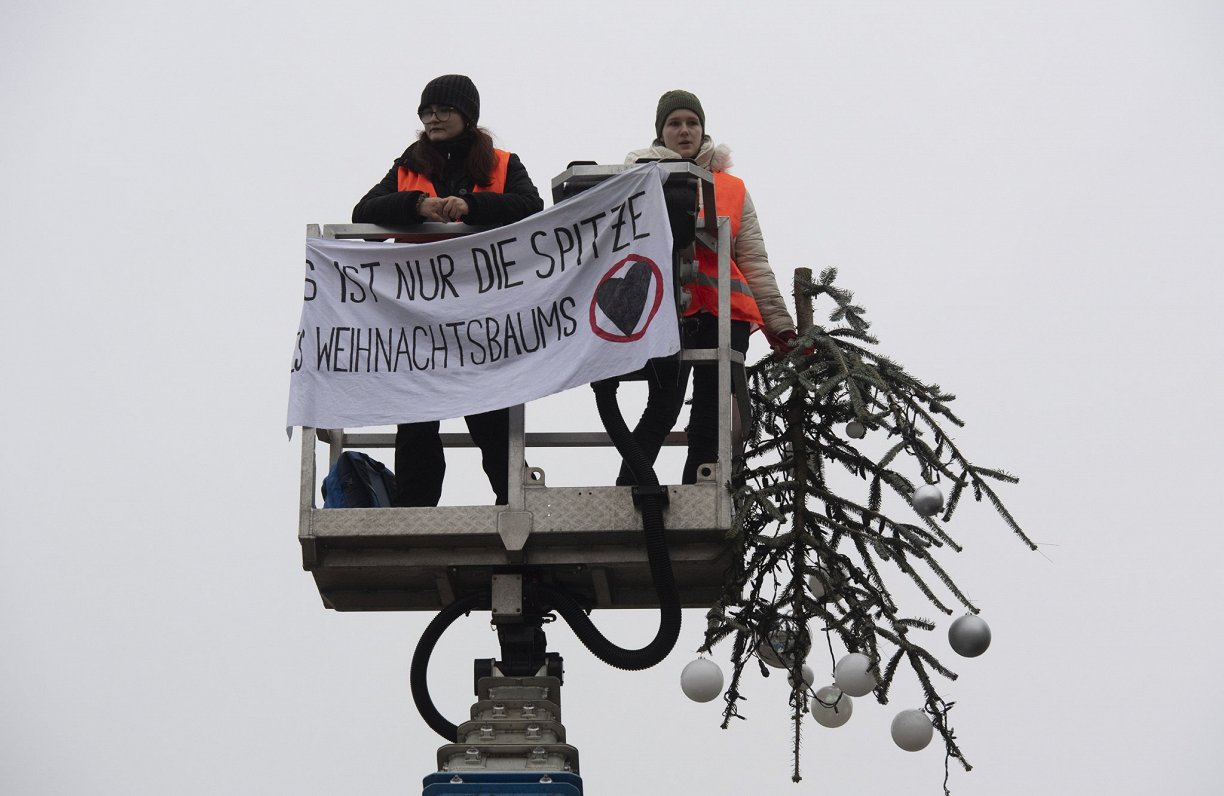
[624,139,796,338]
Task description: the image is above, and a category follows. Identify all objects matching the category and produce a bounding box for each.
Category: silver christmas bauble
[680,658,724,702]
[833,653,877,697]
[891,709,934,751]
[911,484,945,517]
[756,624,810,669]
[948,613,992,657]
[845,420,867,439]
[811,685,853,728]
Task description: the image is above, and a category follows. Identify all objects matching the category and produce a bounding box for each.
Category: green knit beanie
[654,89,705,141]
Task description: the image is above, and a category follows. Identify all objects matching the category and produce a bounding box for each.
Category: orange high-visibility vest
[690,171,764,326]
[397,148,511,195]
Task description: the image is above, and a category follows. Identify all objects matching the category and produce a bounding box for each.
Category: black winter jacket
[351,135,543,226]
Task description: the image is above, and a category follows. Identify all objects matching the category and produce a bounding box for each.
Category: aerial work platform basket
[298,162,745,614]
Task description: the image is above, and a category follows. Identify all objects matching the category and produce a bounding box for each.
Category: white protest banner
[287,163,678,431]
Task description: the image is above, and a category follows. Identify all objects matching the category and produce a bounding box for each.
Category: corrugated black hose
[410,590,489,741]
[409,377,682,740]
[526,378,681,670]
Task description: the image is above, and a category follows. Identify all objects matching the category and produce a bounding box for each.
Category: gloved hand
[765,328,814,360]
[765,328,798,355]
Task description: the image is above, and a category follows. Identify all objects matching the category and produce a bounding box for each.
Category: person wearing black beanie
[615,89,798,486]
[352,74,544,507]
[417,74,481,127]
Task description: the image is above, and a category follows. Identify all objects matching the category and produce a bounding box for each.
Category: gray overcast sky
[3,1,1222,793]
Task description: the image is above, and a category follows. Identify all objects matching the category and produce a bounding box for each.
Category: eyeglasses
[418,106,455,122]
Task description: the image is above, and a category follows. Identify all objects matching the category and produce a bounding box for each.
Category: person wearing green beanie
[654,89,705,142]
[617,89,798,486]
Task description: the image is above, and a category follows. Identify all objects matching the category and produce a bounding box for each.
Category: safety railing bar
[318,222,494,241]
[716,216,733,529]
[303,181,734,526]
[300,426,318,513]
[550,162,717,234]
[311,430,689,449]
[678,348,745,364]
[508,404,526,510]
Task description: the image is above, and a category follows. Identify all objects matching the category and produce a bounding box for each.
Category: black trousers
[393,408,510,507]
[617,313,750,485]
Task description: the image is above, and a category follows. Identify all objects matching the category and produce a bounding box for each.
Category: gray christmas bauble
[811,685,853,728]
[948,613,992,657]
[891,709,934,751]
[911,484,944,517]
[788,663,815,690]
[680,657,724,702]
[845,420,867,439]
[833,653,877,697]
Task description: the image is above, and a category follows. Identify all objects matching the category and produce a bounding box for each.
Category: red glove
[766,328,799,354]
[766,328,816,360]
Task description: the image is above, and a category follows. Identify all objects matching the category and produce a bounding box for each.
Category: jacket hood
[625,138,734,172]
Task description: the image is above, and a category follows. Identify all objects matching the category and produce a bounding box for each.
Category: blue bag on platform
[321,451,396,508]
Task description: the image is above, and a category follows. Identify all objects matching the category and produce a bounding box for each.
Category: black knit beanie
[418,74,480,126]
[655,89,705,141]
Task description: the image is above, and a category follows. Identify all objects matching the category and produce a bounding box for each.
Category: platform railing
[298,163,744,612]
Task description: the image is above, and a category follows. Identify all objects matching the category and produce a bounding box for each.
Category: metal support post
[715,216,732,530]
[432,575,581,791]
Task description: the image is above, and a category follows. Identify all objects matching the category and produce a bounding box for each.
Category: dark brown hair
[409,126,497,188]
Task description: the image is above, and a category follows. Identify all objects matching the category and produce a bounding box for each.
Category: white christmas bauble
[811,685,853,728]
[788,664,815,690]
[845,420,866,439]
[891,709,934,751]
[833,653,877,697]
[948,613,992,657]
[757,625,810,669]
[807,571,828,599]
[680,658,724,702]
[911,484,945,517]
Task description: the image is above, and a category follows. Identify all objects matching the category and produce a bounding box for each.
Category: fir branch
[698,268,1029,793]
